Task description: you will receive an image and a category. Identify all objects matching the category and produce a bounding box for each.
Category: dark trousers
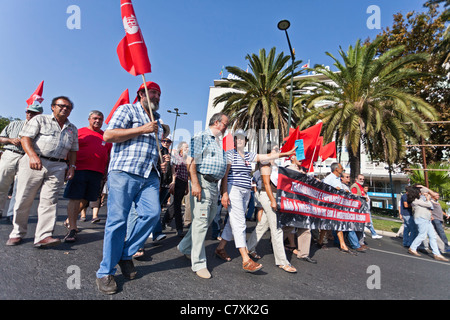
[432,219,450,251]
[163,178,188,231]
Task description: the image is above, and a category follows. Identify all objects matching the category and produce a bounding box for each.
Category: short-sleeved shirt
[400,194,412,217]
[226,149,256,189]
[19,114,78,159]
[106,102,163,178]
[431,200,444,221]
[323,173,344,189]
[0,120,26,153]
[190,128,226,181]
[75,127,112,174]
[172,152,189,182]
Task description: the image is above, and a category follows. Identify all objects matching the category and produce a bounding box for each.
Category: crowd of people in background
[0,81,448,295]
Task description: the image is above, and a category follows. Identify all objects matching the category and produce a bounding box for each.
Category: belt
[202,174,220,183]
[38,154,67,163]
[5,149,25,155]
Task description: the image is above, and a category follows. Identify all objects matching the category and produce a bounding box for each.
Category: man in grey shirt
[430,192,450,253]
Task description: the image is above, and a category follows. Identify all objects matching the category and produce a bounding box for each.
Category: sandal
[215,248,231,262]
[91,218,100,224]
[279,264,297,273]
[284,245,296,252]
[242,259,262,272]
[340,248,357,255]
[133,248,144,259]
[63,221,80,233]
[64,229,77,243]
[249,251,261,259]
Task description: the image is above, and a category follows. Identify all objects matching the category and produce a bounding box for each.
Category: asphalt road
[0,192,449,305]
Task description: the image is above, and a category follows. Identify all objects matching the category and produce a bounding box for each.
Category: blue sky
[0,0,434,145]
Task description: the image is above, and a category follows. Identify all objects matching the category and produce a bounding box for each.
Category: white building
[205,73,409,210]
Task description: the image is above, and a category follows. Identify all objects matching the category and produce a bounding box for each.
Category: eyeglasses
[162,140,172,144]
[53,104,72,110]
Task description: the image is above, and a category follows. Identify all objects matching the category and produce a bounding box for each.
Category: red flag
[280,126,300,153]
[282,127,297,142]
[295,123,323,172]
[301,135,323,173]
[313,136,323,162]
[105,89,130,124]
[298,122,323,158]
[26,81,44,106]
[319,141,337,161]
[222,133,234,151]
[117,0,151,76]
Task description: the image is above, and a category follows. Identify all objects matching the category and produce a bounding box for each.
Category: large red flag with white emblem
[26,81,44,106]
[117,0,151,76]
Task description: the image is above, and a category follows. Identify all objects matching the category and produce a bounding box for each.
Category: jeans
[432,219,450,251]
[346,231,361,249]
[402,215,418,247]
[410,217,441,256]
[245,190,255,220]
[97,170,160,278]
[211,202,222,239]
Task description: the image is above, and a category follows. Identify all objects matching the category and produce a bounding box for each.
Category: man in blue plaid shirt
[178,112,228,279]
[96,81,169,294]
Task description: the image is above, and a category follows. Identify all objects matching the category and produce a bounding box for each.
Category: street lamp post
[167,108,187,152]
[278,19,295,131]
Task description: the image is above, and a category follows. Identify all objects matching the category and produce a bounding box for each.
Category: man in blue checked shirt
[96,81,170,295]
[177,112,228,279]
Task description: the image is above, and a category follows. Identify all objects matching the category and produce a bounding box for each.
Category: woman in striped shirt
[214,129,296,273]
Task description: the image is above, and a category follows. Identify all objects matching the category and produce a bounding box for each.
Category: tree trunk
[348,143,361,182]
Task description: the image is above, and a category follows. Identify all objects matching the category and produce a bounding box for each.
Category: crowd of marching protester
[0,81,448,295]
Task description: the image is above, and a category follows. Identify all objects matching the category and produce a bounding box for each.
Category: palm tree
[408,162,450,199]
[298,36,439,180]
[213,47,304,147]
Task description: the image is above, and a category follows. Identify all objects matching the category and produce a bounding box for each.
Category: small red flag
[298,122,323,158]
[319,141,337,161]
[117,0,151,76]
[280,127,300,153]
[105,89,130,124]
[301,135,323,173]
[26,81,44,106]
[222,133,234,151]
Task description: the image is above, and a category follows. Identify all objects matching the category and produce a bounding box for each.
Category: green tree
[370,4,449,165]
[299,36,439,180]
[213,47,304,146]
[408,162,450,199]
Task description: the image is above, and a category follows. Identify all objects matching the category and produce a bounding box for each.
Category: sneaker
[372,235,383,239]
[242,258,262,273]
[118,259,137,279]
[96,275,117,295]
[154,234,167,242]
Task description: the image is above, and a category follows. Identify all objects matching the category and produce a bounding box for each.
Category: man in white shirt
[320,162,356,254]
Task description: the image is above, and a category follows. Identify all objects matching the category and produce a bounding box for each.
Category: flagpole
[309,145,318,172]
[141,74,163,162]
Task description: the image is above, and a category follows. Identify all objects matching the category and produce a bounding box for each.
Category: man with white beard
[96,81,169,294]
